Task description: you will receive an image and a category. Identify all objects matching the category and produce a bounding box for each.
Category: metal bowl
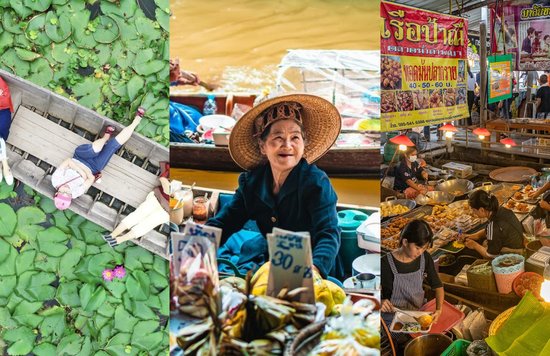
[380,196,416,218]
[467,182,503,198]
[415,191,455,206]
[436,179,474,197]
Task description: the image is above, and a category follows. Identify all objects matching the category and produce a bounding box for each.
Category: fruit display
[381,203,410,218]
[309,299,380,356]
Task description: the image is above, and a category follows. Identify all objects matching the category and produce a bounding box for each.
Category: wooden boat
[1,69,169,258]
[170,93,380,178]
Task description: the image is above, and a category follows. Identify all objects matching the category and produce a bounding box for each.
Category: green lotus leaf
[70,11,97,49]
[80,284,107,312]
[155,8,169,32]
[56,333,83,355]
[0,31,15,52]
[133,331,163,351]
[14,32,32,48]
[93,15,119,44]
[51,0,69,6]
[155,0,169,10]
[26,14,51,47]
[72,76,102,109]
[1,48,30,78]
[23,0,52,12]
[39,306,65,342]
[135,47,154,64]
[114,305,138,333]
[53,0,85,14]
[132,300,158,321]
[15,249,36,275]
[33,343,57,356]
[39,226,68,243]
[87,252,114,277]
[105,280,125,300]
[85,244,100,255]
[52,210,70,233]
[0,203,17,237]
[100,0,137,19]
[56,281,81,307]
[133,60,163,77]
[45,11,71,42]
[2,10,23,34]
[147,270,168,290]
[17,205,47,226]
[124,37,146,54]
[137,121,157,139]
[126,270,150,301]
[15,47,41,61]
[0,0,11,7]
[124,245,153,271]
[0,276,17,298]
[23,272,56,301]
[9,0,32,19]
[97,301,115,319]
[74,256,101,283]
[59,248,83,280]
[94,43,111,65]
[28,57,53,87]
[12,299,43,328]
[111,80,128,98]
[134,16,160,45]
[79,219,107,245]
[152,255,167,276]
[0,307,18,329]
[38,194,56,213]
[0,246,16,278]
[34,252,61,273]
[51,40,72,63]
[79,337,92,356]
[4,326,36,355]
[113,15,138,42]
[116,49,136,70]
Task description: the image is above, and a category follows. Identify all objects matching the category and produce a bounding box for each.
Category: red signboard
[380,1,469,131]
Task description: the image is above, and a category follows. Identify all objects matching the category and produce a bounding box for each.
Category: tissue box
[442,162,473,178]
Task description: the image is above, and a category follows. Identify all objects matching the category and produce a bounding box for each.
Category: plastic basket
[441,339,471,356]
[492,254,525,294]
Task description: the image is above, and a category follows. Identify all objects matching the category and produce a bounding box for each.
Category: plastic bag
[466,340,493,356]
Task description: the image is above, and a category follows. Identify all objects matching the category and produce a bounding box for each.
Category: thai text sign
[488,55,513,104]
[380,1,469,131]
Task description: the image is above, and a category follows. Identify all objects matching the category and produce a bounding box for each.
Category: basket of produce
[381,196,416,218]
[287,298,380,356]
[491,254,525,294]
[467,260,497,292]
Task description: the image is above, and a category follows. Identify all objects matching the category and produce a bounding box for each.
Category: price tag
[171,222,221,274]
[266,228,315,304]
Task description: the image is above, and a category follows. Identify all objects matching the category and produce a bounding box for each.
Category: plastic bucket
[492,254,525,294]
[337,210,368,274]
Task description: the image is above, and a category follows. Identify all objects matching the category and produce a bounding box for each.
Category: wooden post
[480,21,488,128]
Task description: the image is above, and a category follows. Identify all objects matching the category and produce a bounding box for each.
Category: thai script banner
[381,1,468,131]
[492,1,550,71]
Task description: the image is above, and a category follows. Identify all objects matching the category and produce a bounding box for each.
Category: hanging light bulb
[445,131,454,138]
[399,144,407,151]
[500,138,517,148]
[389,134,415,148]
[541,261,550,302]
[472,127,490,140]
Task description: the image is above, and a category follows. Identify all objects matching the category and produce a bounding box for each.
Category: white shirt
[51,164,87,198]
[467,74,476,91]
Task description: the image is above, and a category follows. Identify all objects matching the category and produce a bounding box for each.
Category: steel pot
[380,196,416,218]
[404,334,453,356]
[436,179,474,197]
[467,182,503,198]
[416,191,455,206]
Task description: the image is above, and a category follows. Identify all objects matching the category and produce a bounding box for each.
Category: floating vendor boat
[170,50,381,178]
[0,69,169,258]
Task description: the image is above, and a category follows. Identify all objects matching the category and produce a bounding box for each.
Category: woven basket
[284,321,326,356]
[488,307,515,336]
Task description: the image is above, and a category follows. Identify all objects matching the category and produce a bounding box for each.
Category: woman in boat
[0,76,14,185]
[52,109,144,210]
[103,164,170,246]
[205,94,341,278]
[393,146,431,199]
[381,220,443,348]
[463,190,524,258]
[528,181,550,224]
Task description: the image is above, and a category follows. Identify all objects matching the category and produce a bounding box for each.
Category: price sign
[266,228,315,304]
[171,222,221,275]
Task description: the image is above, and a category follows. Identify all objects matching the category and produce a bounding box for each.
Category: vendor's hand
[418,186,428,195]
[432,309,442,324]
[381,299,395,313]
[540,200,550,211]
[528,191,538,198]
[464,238,478,249]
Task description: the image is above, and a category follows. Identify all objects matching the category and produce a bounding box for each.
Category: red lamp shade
[472,128,490,137]
[500,138,517,147]
[389,134,415,146]
[438,123,458,132]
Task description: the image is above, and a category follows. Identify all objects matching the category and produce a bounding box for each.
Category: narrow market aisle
[171,168,379,207]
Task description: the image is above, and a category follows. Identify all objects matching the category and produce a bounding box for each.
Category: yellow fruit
[417,314,433,328]
[325,280,346,305]
[220,276,246,291]
[251,262,270,296]
[313,272,334,316]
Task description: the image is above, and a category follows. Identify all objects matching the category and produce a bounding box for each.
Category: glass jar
[192,196,209,223]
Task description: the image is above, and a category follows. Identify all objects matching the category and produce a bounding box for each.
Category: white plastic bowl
[199,115,235,132]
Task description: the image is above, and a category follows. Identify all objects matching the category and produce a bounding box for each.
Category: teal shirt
[207,158,341,277]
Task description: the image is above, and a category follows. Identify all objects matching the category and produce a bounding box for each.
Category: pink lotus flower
[102,269,114,282]
[113,266,126,279]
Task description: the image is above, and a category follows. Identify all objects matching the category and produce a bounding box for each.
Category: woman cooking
[463,190,524,258]
[381,220,443,350]
[205,94,341,278]
[393,146,431,199]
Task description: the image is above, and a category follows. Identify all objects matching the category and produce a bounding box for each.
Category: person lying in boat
[381,219,443,350]
[393,146,432,199]
[0,76,14,185]
[169,58,200,86]
[205,94,341,278]
[462,190,524,258]
[52,109,144,210]
[102,164,170,246]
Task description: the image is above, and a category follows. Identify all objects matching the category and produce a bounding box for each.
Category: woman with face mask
[462,190,524,258]
[393,146,431,199]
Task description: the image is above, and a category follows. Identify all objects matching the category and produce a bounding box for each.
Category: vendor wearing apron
[393,146,432,199]
[381,220,444,342]
[463,190,524,258]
